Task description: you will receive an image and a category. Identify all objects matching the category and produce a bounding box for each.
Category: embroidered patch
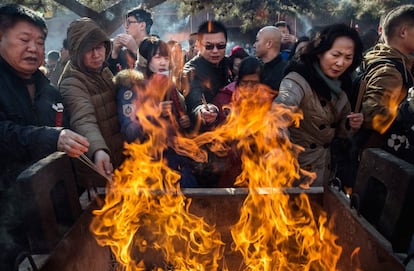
[123,90,133,100]
[123,104,134,117]
[52,103,64,112]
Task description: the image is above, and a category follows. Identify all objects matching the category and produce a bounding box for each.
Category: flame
[90,74,224,270]
[90,81,343,270]
[351,247,362,271]
[371,85,404,134]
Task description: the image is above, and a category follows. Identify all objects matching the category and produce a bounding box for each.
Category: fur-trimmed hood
[112,69,146,90]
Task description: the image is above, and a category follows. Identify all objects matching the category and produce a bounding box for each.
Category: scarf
[313,62,342,99]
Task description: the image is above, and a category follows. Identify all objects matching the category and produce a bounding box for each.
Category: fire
[371,85,405,134]
[90,75,224,270]
[90,81,343,270]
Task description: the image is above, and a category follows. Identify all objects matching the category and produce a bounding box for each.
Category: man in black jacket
[183,20,231,131]
[182,20,232,187]
[254,26,288,94]
[0,4,89,268]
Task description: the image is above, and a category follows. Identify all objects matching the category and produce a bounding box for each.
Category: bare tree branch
[53,0,167,34]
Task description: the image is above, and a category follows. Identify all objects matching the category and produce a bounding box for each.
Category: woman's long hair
[300,23,363,78]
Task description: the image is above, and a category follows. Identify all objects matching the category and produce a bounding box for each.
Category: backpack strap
[355,58,412,112]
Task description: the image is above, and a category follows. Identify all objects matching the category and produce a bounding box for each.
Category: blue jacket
[117,84,146,143]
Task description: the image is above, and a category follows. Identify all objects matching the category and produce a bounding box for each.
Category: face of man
[198,32,226,65]
[124,15,145,40]
[47,58,58,71]
[0,20,45,79]
[254,30,267,59]
[401,24,414,54]
[83,42,106,71]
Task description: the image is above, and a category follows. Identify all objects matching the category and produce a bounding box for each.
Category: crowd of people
[1,2,414,269]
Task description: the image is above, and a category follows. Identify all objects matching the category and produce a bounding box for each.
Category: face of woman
[83,43,106,71]
[0,20,45,79]
[149,51,170,74]
[239,73,260,88]
[238,73,275,104]
[318,36,355,79]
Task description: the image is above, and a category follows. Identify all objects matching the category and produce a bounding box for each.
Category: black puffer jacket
[0,56,67,189]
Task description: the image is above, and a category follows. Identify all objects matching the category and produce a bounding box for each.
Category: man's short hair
[275,21,291,33]
[47,50,60,61]
[383,4,414,40]
[0,4,47,37]
[126,7,153,35]
[197,20,227,41]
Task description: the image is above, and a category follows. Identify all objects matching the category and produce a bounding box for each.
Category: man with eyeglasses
[254,26,287,95]
[183,20,231,131]
[108,6,153,74]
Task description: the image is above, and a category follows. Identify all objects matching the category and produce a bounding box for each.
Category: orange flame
[90,81,343,270]
[351,247,362,271]
[90,75,224,270]
[371,86,404,134]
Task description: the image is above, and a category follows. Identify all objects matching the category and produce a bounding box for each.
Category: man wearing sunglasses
[183,20,231,131]
[108,6,153,74]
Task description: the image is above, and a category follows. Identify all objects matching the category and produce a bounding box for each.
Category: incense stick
[77,153,112,182]
[201,93,209,111]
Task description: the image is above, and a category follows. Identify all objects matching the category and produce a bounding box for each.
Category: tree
[332,0,414,29]
[4,0,413,35]
[176,0,413,32]
[54,0,167,33]
[177,0,333,31]
[2,0,167,34]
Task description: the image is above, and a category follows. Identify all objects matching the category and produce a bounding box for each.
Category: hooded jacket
[362,43,414,133]
[59,17,124,169]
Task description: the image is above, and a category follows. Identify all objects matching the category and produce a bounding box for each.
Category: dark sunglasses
[203,43,226,50]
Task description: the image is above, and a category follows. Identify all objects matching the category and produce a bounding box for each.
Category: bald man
[254,26,287,93]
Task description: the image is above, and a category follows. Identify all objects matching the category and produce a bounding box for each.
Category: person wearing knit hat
[59,17,124,187]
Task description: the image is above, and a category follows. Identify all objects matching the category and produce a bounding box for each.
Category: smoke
[42,2,256,60]
[152,14,189,42]
[296,13,313,37]
[45,12,80,54]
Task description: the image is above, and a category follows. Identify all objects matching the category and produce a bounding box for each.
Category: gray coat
[275,71,353,186]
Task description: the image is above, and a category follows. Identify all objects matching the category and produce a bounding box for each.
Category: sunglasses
[203,43,226,50]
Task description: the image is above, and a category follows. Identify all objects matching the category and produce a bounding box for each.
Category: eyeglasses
[124,20,140,26]
[202,43,226,50]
